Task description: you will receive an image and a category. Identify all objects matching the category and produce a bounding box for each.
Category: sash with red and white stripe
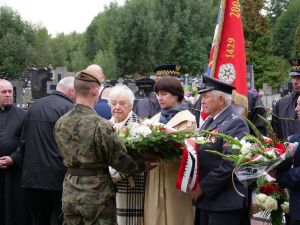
[176,139,199,193]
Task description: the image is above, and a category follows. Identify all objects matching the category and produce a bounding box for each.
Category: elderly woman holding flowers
[144,76,197,225]
[108,85,146,225]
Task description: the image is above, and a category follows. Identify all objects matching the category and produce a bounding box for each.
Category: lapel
[200,116,213,131]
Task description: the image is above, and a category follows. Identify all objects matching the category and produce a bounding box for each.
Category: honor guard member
[54,68,156,225]
[134,64,183,118]
[189,75,250,225]
[272,58,300,140]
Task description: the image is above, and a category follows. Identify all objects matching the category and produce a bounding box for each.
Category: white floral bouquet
[116,121,205,192]
[201,116,298,181]
[117,122,198,161]
[254,177,289,225]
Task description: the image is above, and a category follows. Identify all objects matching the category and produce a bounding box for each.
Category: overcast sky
[0,0,125,36]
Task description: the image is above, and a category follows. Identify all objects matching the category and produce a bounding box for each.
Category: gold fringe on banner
[232,90,248,117]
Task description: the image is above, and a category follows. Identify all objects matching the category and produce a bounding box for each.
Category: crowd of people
[0,59,299,225]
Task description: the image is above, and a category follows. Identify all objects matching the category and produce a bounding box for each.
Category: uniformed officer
[54,67,156,225]
[133,64,183,118]
[272,58,300,140]
[189,75,250,225]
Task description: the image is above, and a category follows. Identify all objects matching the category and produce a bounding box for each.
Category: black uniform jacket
[271,92,300,140]
[194,104,250,211]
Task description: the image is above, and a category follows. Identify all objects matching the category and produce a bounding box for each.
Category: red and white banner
[207,0,247,97]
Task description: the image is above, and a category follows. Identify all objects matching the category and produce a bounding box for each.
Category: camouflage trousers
[62,202,117,225]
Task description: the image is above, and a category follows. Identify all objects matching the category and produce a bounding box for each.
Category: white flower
[194,136,210,145]
[281,201,289,214]
[265,149,277,159]
[231,138,241,150]
[195,136,205,142]
[131,125,152,137]
[141,119,163,127]
[263,196,278,211]
[256,193,268,204]
[240,139,252,155]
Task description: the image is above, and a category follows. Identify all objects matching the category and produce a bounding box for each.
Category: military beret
[198,75,236,94]
[154,64,183,77]
[289,58,300,76]
[75,69,101,85]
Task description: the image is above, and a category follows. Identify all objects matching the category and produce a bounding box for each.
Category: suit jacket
[277,130,300,220]
[271,92,300,140]
[194,104,250,211]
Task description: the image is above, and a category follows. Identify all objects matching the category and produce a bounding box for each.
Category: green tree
[85,0,215,77]
[264,0,290,24]
[0,7,35,78]
[272,0,300,58]
[50,33,69,67]
[294,23,300,57]
[30,26,53,67]
[67,32,88,71]
[241,0,288,88]
[161,0,215,74]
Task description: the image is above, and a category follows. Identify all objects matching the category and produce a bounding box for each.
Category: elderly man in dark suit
[189,75,250,225]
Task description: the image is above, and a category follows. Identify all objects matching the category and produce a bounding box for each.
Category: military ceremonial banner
[207,0,247,97]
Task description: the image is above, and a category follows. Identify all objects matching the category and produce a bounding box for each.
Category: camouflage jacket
[54,104,145,205]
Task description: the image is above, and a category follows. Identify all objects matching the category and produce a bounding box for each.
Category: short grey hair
[56,77,75,91]
[210,90,232,105]
[108,85,135,108]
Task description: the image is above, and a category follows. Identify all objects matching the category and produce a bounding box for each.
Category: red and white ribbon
[176,139,199,193]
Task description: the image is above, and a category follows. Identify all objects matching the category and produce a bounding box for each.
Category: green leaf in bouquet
[205,150,241,163]
[201,131,243,148]
[242,134,265,149]
[123,128,196,161]
[258,114,282,146]
[271,209,283,225]
[245,117,265,144]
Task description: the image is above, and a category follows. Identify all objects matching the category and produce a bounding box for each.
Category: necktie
[201,116,214,131]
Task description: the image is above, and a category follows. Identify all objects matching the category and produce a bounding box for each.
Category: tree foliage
[84,0,215,78]
[241,0,288,88]
[1,0,299,89]
[272,0,300,58]
[264,0,290,24]
[0,7,35,78]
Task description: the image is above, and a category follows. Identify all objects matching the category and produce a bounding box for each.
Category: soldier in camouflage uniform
[54,68,155,225]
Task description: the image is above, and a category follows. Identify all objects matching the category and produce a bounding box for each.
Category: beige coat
[144,110,197,225]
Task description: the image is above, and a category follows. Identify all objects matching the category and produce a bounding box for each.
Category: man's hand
[0,156,14,169]
[187,184,203,201]
[268,169,277,178]
[144,160,158,171]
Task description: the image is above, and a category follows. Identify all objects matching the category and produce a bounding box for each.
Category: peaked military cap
[75,69,101,85]
[154,64,182,77]
[289,58,300,76]
[198,75,236,94]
